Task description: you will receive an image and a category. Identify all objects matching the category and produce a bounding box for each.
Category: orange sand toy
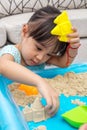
[18,84,38,96]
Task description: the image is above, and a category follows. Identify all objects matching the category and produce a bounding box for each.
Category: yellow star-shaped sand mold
[51,11,73,42]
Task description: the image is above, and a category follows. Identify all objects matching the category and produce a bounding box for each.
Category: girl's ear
[21,24,29,37]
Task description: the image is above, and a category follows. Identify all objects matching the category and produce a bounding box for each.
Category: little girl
[0,6,80,116]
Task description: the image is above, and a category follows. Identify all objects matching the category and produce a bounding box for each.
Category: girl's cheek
[44,57,51,62]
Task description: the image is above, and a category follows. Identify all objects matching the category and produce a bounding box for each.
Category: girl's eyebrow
[36,42,46,49]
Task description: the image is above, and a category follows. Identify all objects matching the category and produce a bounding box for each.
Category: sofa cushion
[0,12,34,44]
[0,9,87,44]
[0,25,7,47]
[0,0,87,18]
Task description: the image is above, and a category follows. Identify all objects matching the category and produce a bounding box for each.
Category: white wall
[73,38,87,63]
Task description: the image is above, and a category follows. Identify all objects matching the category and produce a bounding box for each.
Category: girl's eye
[37,47,42,51]
[47,54,51,57]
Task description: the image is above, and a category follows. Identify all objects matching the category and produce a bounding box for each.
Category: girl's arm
[0,54,59,116]
[47,27,80,67]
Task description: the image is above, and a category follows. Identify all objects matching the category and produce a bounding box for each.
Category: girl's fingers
[45,93,59,116]
[47,98,59,116]
[68,32,79,38]
[71,27,77,32]
[45,98,53,112]
[69,38,80,44]
[68,27,80,38]
[40,83,59,116]
[70,43,81,48]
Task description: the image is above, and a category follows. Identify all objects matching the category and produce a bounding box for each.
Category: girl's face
[21,36,57,66]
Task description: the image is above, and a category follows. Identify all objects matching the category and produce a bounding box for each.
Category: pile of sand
[8,72,87,106]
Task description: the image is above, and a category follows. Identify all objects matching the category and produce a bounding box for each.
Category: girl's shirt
[0,45,45,71]
[0,45,21,64]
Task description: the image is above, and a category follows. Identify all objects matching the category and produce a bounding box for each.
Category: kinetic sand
[8,72,87,122]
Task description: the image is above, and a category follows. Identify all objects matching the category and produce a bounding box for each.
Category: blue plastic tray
[0,63,87,130]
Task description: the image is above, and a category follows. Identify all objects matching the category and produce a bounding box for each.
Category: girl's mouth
[30,60,38,65]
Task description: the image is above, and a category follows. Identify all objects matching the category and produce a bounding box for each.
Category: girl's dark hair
[27,6,68,56]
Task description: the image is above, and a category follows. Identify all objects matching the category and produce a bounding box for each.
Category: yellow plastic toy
[51,11,73,42]
[18,84,38,96]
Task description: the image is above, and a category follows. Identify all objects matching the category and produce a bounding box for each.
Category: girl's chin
[25,60,42,66]
[29,60,40,66]
[27,62,38,66]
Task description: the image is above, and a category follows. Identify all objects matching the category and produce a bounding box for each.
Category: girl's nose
[36,53,44,61]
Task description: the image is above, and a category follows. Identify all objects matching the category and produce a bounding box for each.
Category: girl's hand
[37,79,59,116]
[65,27,81,66]
[67,27,81,47]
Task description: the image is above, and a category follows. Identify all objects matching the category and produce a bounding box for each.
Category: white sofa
[0,0,87,63]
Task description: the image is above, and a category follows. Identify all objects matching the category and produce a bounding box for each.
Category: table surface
[0,63,87,130]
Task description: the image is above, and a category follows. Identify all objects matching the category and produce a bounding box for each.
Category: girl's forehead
[41,42,57,53]
[37,41,56,49]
